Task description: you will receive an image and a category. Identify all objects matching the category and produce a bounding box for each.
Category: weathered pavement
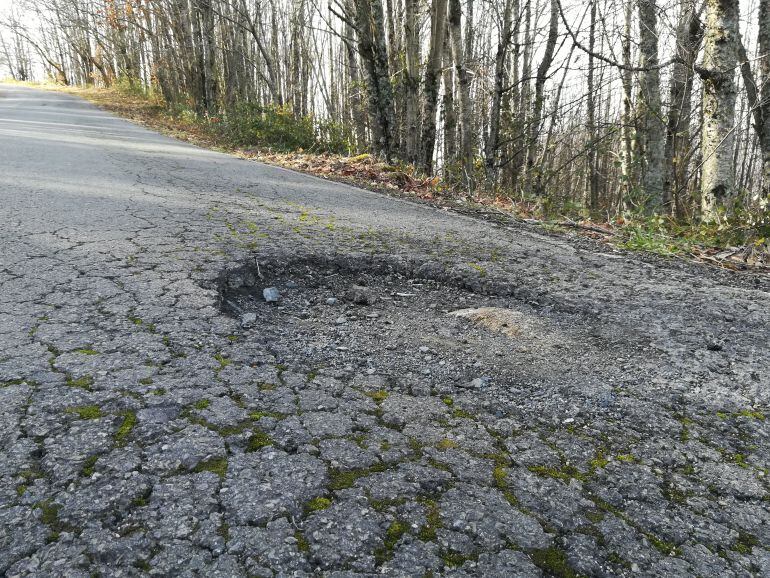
[1,84,769,577]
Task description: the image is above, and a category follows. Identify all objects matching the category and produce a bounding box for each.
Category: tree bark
[420,0,449,173]
[697,0,739,221]
[637,0,665,210]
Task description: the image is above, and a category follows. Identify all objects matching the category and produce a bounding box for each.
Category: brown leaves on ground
[244,151,444,200]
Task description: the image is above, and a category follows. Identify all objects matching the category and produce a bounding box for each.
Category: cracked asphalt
[1,83,769,577]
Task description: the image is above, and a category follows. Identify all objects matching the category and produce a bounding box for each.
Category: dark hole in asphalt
[217,254,621,403]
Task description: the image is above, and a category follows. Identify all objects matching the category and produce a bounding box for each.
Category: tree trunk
[524,0,558,196]
[403,0,421,163]
[485,0,514,186]
[420,0,449,173]
[354,0,397,160]
[449,0,473,187]
[637,0,665,210]
[697,0,739,221]
[664,0,701,216]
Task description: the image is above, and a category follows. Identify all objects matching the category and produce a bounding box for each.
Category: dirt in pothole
[218,254,643,401]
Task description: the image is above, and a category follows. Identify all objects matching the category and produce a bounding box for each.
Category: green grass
[328,462,388,491]
[531,547,580,578]
[246,430,273,452]
[115,411,137,444]
[81,455,99,477]
[249,410,286,420]
[74,348,99,355]
[304,496,332,513]
[193,457,228,479]
[364,389,389,403]
[213,353,231,370]
[65,374,94,391]
[65,405,103,420]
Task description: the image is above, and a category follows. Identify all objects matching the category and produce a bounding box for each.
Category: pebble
[326,297,338,305]
[241,312,257,327]
[263,287,281,302]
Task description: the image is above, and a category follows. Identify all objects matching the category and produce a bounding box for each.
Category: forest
[1,0,769,238]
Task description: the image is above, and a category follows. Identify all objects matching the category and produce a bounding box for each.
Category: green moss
[213,353,231,370]
[129,316,143,326]
[193,457,228,479]
[647,534,682,556]
[81,455,99,477]
[246,430,273,452]
[249,410,285,420]
[115,411,137,445]
[531,547,579,578]
[416,498,442,541]
[66,405,103,420]
[733,531,758,554]
[194,398,211,410]
[305,496,332,513]
[737,409,765,420]
[606,551,629,568]
[74,348,99,355]
[258,382,276,391]
[1,378,26,387]
[615,454,637,463]
[139,377,154,385]
[66,374,94,391]
[452,408,475,419]
[440,550,476,568]
[493,465,508,488]
[586,510,605,523]
[294,531,310,552]
[385,520,408,548]
[16,484,27,496]
[34,499,62,531]
[442,397,454,407]
[528,464,585,482]
[152,387,166,396]
[678,416,692,442]
[365,389,389,403]
[589,451,609,471]
[468,262,487,277]
[328,462,388,491]
[435,438,459,451]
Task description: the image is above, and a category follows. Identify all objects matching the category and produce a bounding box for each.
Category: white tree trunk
[698,0,739,221]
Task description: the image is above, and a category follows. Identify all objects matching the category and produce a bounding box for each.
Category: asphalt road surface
[1,83,768,577]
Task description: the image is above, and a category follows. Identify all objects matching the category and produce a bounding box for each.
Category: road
[1,84,768,576]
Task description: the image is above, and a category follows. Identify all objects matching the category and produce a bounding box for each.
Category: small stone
[241,312,257,328]
[347,285,376,305]
[228,274,244,289]
[263,287,280,302]
[462,377,488,389]
[326,297,338,305]
[285,280,298,289]
[335,316,347,325]
[419,346,430,353]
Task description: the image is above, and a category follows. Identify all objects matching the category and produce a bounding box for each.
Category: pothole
[217,253,611,397]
